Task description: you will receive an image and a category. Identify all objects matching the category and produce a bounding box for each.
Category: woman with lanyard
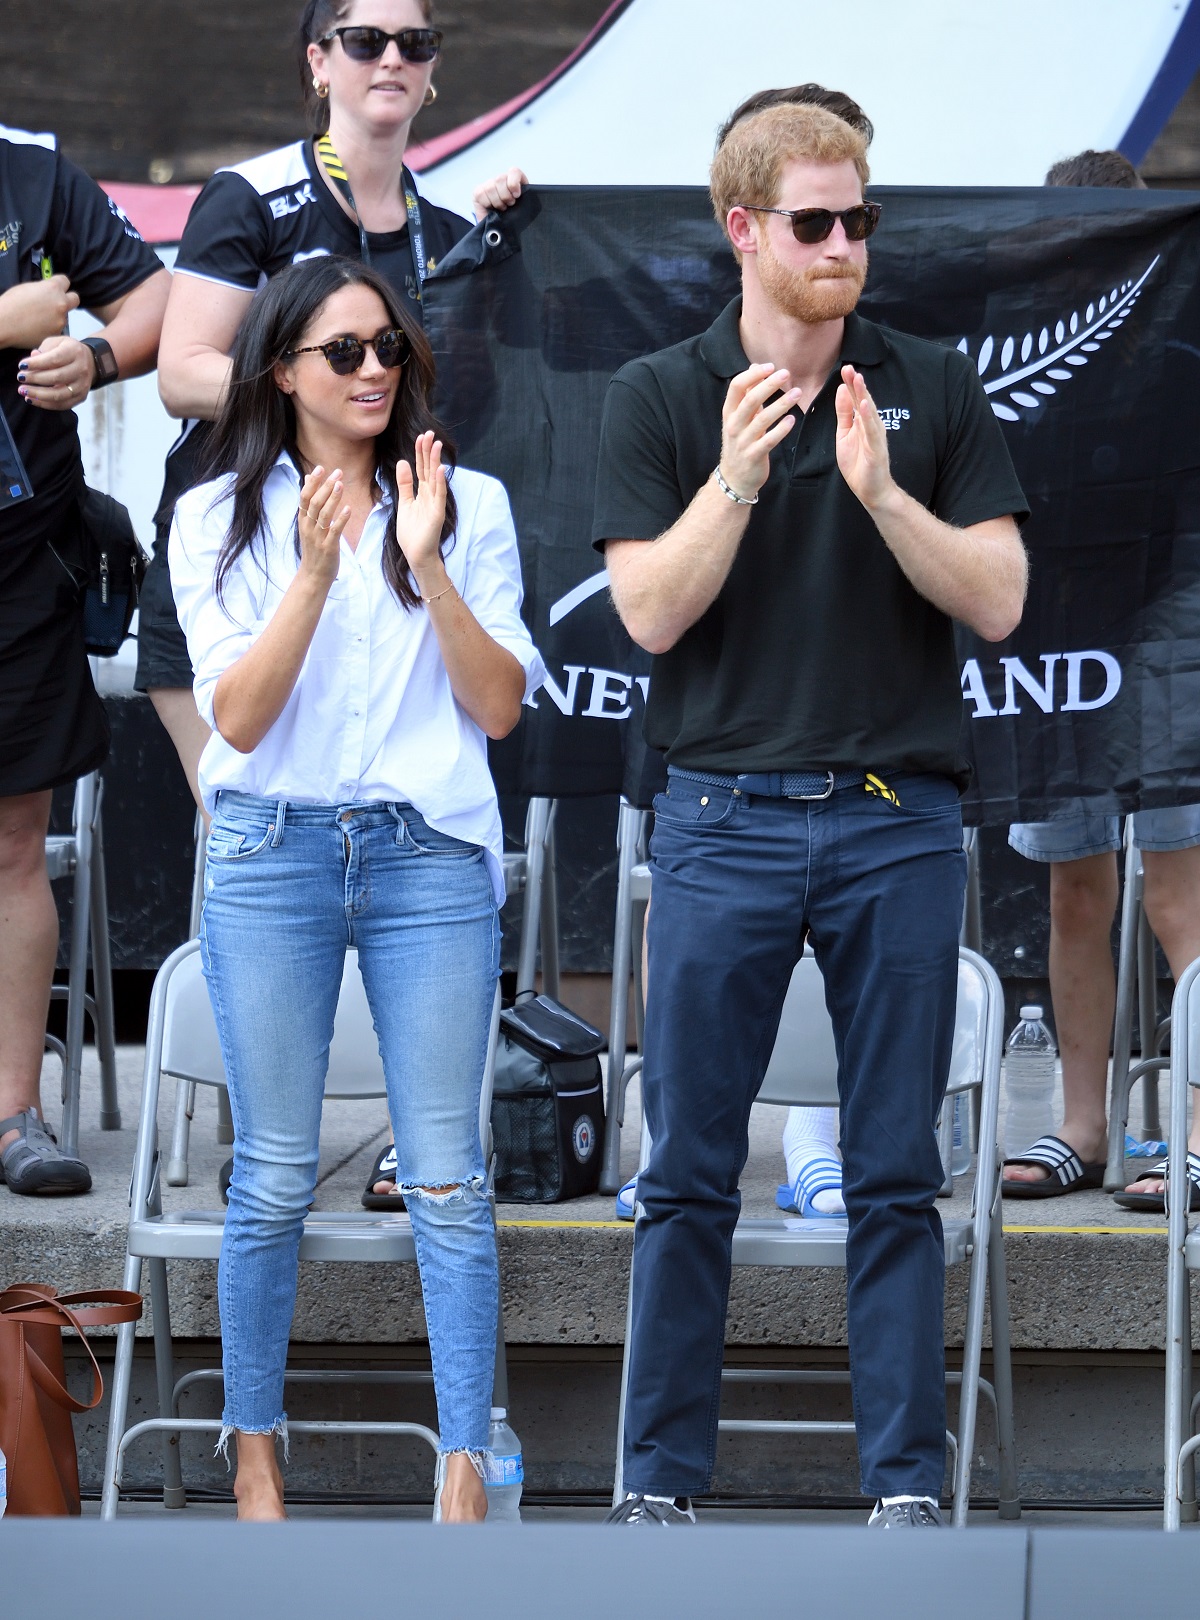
[140,1,524,1198]
[170,252,544,1520]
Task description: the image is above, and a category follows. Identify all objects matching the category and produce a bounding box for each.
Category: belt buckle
[787,771,836,801]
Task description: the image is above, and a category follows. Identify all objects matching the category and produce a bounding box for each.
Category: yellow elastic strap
[864,773,900,806]
[316,133,349,183]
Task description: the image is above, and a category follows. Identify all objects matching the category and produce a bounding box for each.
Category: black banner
[425,185,1200,823]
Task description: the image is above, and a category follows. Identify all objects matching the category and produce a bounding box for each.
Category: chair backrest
[757,949,990,1107]
[162,946,389,1099]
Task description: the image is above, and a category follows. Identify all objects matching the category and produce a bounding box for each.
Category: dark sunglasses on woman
[739,202,882,244]
[283,328,409,375]
[320,26,443,64]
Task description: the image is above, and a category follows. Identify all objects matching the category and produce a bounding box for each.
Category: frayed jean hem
[432,1447,488,1523]
[215,1415,290,1468]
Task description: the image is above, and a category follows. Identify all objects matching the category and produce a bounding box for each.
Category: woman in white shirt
[170,253,544,1522]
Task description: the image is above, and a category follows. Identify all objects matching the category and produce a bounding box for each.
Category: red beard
[757,235,867,324]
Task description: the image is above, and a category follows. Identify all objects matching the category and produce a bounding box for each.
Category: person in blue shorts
[1002,151,1200,1213]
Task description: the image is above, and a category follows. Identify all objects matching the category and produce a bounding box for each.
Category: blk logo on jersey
[270,182,317,221]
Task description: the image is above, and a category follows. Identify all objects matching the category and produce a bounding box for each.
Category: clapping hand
[717,363,801,502]
[297,466,348,587]
[834,365,894,511]
[396,431,448,582]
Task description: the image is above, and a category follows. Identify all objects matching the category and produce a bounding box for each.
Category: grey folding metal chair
[1163,954,1200,1529]
[43,770,120,1158]
[611,946,1019,1525]
[509,796,561,1000]
[164,796,559,1187]
[100,938,507,1518]
[599,801,651,1194]
[1106,820,1170,1189]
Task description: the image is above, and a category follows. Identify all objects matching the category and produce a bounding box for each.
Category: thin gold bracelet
[422,583,456,605]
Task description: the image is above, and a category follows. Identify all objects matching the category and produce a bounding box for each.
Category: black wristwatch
[82,335,119,389]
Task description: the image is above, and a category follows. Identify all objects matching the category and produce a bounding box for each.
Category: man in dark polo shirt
[594,103,1028,1528]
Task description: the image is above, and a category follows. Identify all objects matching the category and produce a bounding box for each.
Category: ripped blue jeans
[200,793,500,1455]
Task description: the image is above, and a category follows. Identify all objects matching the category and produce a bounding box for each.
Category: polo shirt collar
[699,297,890,379]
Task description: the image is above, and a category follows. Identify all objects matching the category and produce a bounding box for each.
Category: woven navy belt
[670,767,865,801]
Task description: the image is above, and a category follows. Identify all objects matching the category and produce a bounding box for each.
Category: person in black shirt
[0,128,169,1196]
[594,102,1028,1528]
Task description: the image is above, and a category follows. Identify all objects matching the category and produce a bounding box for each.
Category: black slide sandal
[1112,1152,1200,1213]
[361,1141,402,1210]
[1001,1133,1105,1198]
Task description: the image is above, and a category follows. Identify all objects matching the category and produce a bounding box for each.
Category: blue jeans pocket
[652,780,739,829]
[206,822,275,862]
[395,809,482,859]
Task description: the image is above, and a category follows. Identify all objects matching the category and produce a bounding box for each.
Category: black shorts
[134,534,194,692]
[0,498,109,796]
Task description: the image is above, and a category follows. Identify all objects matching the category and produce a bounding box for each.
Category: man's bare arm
[835,365,1027,642]
[605,362,799,654]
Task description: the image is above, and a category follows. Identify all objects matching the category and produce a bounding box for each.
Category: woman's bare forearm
[212,572,330,752]
[411,562,525,738]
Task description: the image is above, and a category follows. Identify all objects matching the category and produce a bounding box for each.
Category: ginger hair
[710,103,870,252]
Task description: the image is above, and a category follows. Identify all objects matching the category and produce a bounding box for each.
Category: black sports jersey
[0,129,162,546]
[156,138,471,527]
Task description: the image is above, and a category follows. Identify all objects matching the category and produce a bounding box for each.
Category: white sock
[783,1106,845,1215]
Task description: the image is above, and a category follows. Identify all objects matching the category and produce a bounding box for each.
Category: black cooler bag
[491,995,605,1201]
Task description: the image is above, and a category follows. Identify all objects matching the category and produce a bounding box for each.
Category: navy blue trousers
[622,770,966,1499]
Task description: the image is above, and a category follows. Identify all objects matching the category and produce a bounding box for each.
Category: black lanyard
[314,134,427,305]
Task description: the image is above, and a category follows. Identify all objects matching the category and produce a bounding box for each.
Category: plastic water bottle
[483,1408,523,1523]
[951,1093,972,1175]
[0,1443,7,1518]
[1004,1005,1057,1155]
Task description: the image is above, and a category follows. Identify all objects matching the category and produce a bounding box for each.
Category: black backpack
[490,995,605,1202]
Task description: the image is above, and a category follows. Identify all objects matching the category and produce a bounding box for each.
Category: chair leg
[89,801,120,1131]
[216,1087,234,1147]
[601,803,642,1195]
[489,1218,509,1413]
[514,798,551,999]
[148,1257,187,1508]
[165,1078,197,1186]
[1105,831,1141,1190]
[1136,910,1163,1141]
[611,1242,637,1508]
[950,1174,993,1525]
[59,776,95,1160]
[987,1198,1021,1518]
[100,1253,144,1520]
[539,807,560,1002]
[1181,1287,1196,1522]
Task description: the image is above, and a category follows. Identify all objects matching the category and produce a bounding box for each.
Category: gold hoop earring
[423,83,438,106]
[313,76,329,99]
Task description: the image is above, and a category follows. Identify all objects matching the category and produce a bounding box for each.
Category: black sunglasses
[741,202,882,244]
[283,327,409,376]
[320,26,443,64]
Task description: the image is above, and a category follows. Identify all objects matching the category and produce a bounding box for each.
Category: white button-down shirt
[169,454,546,903]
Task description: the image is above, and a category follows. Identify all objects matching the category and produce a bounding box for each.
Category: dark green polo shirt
[592,298,1028,781]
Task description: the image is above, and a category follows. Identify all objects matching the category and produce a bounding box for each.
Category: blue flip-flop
[615,1176,637,1221]
[776,1151,845,1218]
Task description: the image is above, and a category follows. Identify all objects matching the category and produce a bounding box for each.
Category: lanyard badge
[315,134,427,305]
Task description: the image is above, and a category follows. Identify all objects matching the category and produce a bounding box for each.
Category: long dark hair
[202,254,457,610]
[298,0,436,136]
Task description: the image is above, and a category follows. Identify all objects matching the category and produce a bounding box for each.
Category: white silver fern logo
[957,256,1159,421]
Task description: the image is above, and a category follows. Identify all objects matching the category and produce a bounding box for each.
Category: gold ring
[317,520,329,530]
[67,385,74,396]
